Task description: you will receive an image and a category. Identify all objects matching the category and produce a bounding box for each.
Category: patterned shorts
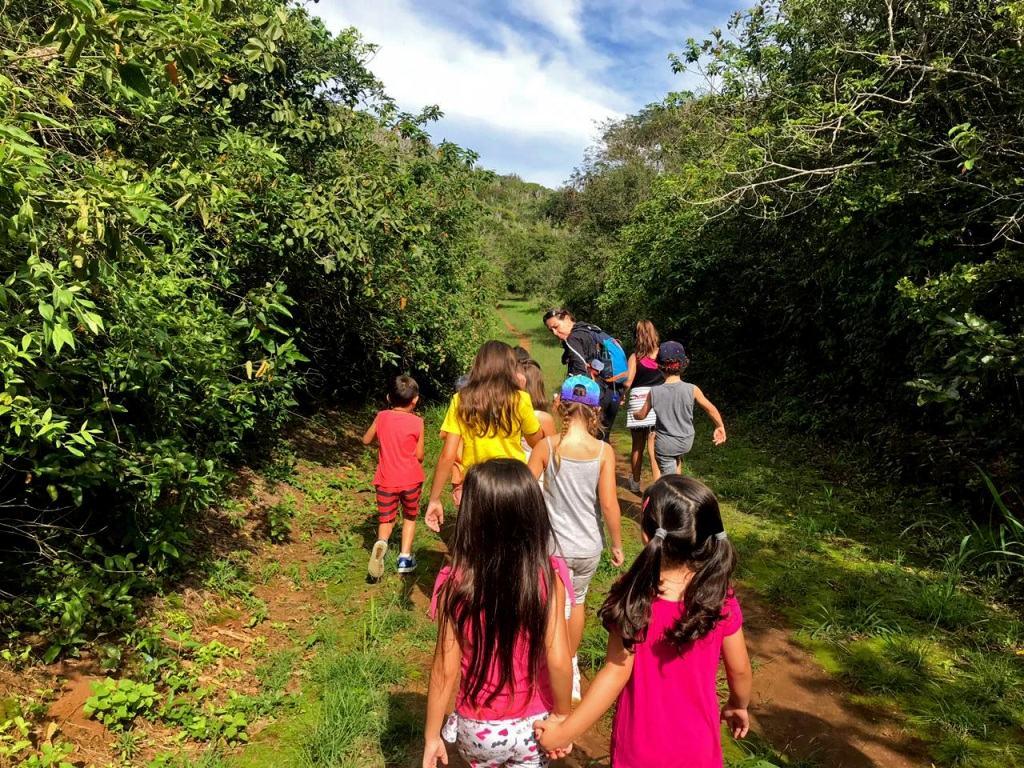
[374,484,422,524]
[444,711,549,767]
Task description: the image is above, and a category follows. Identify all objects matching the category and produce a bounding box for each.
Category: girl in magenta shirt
[424,459,572,768]
[535,475,753,768]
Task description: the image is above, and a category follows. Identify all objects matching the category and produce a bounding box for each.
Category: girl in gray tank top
[528,385,625,702]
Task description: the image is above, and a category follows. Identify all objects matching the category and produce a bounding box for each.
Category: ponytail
[599,533,664,649]
[664,534,736,648]
[601,476,737,650]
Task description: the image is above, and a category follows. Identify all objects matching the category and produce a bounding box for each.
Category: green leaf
[118,63,151,98]
[51,324,75,354]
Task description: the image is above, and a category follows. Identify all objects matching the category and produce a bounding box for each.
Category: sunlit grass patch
[684,417,1024,766]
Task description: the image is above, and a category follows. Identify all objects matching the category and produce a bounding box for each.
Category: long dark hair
[600,475,736,650]
[457,341,523,438]
[437,459,555,706]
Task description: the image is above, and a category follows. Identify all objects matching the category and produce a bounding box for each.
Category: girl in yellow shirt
[425,341,543,531]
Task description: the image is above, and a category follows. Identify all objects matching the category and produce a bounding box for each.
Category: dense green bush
[0,0,496,652]
[554,0,1023,514]
[477,174,570,301]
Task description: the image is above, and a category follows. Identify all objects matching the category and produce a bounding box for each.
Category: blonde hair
[457,341,523,437]
[553,400,602,469]
[520,361,549,412]
[635,320,660,359]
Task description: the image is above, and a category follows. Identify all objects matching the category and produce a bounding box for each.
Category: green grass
[228,409,452,768]
[495,296,565,392]
[681,416,1024,768]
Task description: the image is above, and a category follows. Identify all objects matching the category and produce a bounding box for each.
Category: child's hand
[610,546,625,567]
[713,426,727,445]
[532,717,573,758]
[721,705,749,738]
[422,735,448,767]
[425,500,444,532]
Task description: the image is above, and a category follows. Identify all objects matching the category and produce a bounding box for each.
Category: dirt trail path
[496,304,532,352]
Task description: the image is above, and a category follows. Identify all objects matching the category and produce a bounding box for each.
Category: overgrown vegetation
[547,0,1023,534]
[0,0,497,652]
[478,175,570,302]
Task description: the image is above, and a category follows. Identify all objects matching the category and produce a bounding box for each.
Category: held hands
[532,715,573,759]
[721,705,749,739]
[425,499,444,533]
[422,735,448,767]
[713,426,727,446]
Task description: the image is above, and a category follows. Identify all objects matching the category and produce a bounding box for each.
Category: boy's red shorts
[374,484,422,524]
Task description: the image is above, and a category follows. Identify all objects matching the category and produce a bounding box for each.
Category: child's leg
[656,451,679,476]
[568,604,586,655]
[647,429,660,480]
[399,517,416,557]
[397,484,422,557]
[565,555,599,654]
[629,428,646,482]
[374,488,400,542]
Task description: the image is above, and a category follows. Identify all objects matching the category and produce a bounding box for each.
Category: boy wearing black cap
[634,341,727,475]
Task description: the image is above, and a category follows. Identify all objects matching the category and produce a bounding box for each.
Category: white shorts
[444,711,550,767]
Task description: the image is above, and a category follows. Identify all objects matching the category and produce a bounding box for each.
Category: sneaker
[367,540,388,581]
[628,477,641,493]
[571,655,582,704]
[396,554,417,573]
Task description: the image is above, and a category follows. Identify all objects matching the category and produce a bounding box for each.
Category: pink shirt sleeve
[429,565,453,620]
[720,592,743,636]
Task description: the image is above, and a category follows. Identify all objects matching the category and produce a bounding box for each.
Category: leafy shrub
[0,0,497,646]
[83,678,158,731]
[266,497,297,543]
[551,0,1024,533]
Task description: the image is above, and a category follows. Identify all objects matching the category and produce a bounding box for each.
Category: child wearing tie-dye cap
[528,375,624,702]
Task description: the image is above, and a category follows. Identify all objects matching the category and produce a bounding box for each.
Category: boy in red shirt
[361,375,425,580]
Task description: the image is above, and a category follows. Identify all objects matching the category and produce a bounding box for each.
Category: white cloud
[313,0,624,146]
[517,0,584,45]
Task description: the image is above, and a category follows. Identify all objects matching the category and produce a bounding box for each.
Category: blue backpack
[575,323,629,385]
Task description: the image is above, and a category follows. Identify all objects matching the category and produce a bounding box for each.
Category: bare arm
[721,628,752,738]
[425,432,462,532]
[598,443,624,566]
[524,427,544,448]
[544,577,572,717]
[634,391,653,421]
[537,411,557,438]
[361,416,378,445]
[527,435,550,480]
[416,428,425,462]
[693,386,727,445]
[535,629,635,750]
[625,353,637,388]
[424,617,461,767]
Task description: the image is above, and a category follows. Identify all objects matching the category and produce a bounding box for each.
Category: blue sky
[312,1,741,189]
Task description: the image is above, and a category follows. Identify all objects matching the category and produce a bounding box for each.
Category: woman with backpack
[542,308,625,440]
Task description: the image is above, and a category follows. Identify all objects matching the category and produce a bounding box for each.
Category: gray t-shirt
[650,381,695,456]
[543,438,604,559]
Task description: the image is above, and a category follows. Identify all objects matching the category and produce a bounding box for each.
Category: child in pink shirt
[361,375,424,580]
[424,459,573,768]
[534,475,753,768]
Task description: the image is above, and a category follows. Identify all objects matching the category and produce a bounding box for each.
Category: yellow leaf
[244,360,253,379]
